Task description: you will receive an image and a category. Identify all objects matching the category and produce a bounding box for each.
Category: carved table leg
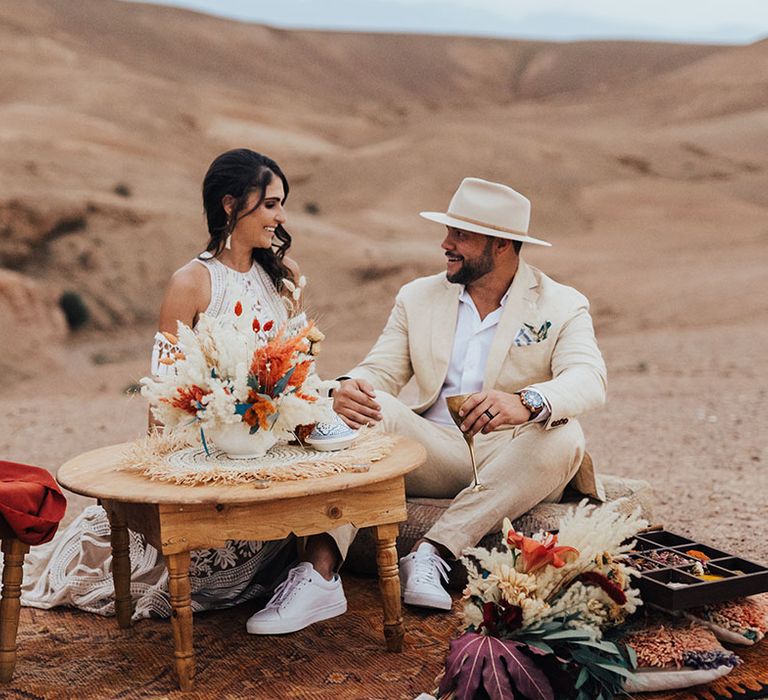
[375,522,404,652]
[106,508,133,629]
[0,537,30,683]
[166,552,195,691]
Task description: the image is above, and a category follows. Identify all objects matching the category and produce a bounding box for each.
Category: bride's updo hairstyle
[201,148,293,290]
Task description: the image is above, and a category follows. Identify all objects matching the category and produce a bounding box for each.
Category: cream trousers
[374,391,585,558]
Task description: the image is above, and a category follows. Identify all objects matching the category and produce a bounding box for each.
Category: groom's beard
[446,241,495,285]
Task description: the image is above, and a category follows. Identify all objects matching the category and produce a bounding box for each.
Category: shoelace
[413,550,450,586]
[267,567,310,609]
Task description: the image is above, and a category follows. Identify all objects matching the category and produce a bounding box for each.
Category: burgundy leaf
[439,632,555,700]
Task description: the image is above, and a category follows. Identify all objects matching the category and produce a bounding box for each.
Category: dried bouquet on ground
[437,501,647,700]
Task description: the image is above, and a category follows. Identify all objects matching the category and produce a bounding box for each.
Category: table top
[57,435,426,505]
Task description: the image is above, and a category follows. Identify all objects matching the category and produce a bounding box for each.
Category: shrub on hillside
[59,291,89,330]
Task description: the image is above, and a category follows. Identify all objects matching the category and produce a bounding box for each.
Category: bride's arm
[148,262,211,430]
[157,262,210,333]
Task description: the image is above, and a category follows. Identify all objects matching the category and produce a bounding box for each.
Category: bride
[21,149,350,633]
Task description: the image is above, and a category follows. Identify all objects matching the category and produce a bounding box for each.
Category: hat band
[448,212,529,237]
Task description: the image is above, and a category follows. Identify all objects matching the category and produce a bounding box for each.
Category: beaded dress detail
[19,257,300,620]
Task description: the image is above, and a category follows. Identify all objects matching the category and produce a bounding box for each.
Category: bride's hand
[332,378,382,429]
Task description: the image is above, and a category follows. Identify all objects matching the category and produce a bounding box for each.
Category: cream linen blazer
[349,259,607,498]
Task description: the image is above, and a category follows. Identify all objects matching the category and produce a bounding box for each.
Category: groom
[331,177,607,609]
[247,177,606,632]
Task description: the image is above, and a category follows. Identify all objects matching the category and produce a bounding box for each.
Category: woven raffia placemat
[118,429,395,486]
[9,579,768,699]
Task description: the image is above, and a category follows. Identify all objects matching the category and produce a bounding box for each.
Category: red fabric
[0,461,67,545]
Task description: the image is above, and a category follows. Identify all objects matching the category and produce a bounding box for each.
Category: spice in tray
[628,555,662,572]
[645,550,695,568]
[697,574,725,582]
[686,549,712,562]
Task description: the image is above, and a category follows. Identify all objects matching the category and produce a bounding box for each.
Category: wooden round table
[57,435,426,691]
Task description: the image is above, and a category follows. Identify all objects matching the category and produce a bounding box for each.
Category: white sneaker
[400,542,452,610]
[245,562,347,634]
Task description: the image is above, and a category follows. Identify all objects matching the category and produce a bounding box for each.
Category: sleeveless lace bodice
[195,256,290,325]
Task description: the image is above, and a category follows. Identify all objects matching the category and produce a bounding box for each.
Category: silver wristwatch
[518,389,545,418]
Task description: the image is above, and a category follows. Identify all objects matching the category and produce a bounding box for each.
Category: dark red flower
[479,600,522,635]
[576,571,627,605]
[252,318,261,333]
[500,601,523,630]
[480,601,498,634]
[263,319,274,331]
[234,301,243,316]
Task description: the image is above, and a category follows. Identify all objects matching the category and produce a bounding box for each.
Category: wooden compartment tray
[628,530,768,610]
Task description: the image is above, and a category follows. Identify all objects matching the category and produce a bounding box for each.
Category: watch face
[523,390,544,410]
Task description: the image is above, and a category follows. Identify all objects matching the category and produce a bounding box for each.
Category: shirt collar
[458,284,512,308]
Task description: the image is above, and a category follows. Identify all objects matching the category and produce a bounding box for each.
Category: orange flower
[163,385,207,416]
[234,301,243,316]
[249,324,313,396]
[507,531,579,574]
[287,359,312,390]
[243,394,276,430]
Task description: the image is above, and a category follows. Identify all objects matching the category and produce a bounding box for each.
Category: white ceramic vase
[210,422,277,459]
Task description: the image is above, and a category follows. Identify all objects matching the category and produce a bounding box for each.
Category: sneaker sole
[403,589,452,611]
[246,599,348,635]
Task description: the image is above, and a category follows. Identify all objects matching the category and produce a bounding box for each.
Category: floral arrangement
[437,501,648,700]
[140,286,333,453]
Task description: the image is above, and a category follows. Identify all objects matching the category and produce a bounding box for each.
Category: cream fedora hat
[420,177,551,247]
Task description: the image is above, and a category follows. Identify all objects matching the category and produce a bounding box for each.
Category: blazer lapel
[429,276,461,389]
[483,260,539,389]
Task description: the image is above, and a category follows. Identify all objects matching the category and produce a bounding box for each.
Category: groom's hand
[459,390,531,436]
[333,378,383,429]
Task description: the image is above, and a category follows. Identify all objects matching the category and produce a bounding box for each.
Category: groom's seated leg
[424,420,585,559]
[372,392,487,609]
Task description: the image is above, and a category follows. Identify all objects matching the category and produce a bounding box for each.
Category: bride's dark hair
[201,148,293,291]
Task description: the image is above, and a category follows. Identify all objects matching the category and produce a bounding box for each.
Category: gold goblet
[445,393,487,492]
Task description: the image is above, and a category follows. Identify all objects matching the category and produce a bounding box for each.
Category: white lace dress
[20,257,300,619]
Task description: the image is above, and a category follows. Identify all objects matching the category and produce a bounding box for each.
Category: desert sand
[0,0,767,564]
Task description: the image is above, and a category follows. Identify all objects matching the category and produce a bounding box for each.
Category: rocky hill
[0,0,766,381]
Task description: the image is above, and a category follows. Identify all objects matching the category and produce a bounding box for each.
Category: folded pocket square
[514,321,551,346]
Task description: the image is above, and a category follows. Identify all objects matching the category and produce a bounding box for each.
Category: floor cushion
[344,474,654,590]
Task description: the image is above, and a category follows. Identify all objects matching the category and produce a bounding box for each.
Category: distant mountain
[127,0,766,44]
[0,0,766,379]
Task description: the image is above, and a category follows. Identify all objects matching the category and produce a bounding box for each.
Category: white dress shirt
[421,285,549,426]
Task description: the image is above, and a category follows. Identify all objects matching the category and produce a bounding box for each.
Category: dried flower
[507,529,579,574]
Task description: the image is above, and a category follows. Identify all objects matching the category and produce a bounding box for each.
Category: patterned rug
[6,578,768,699]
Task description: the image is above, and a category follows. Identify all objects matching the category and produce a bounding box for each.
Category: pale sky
[130,0,768,43]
